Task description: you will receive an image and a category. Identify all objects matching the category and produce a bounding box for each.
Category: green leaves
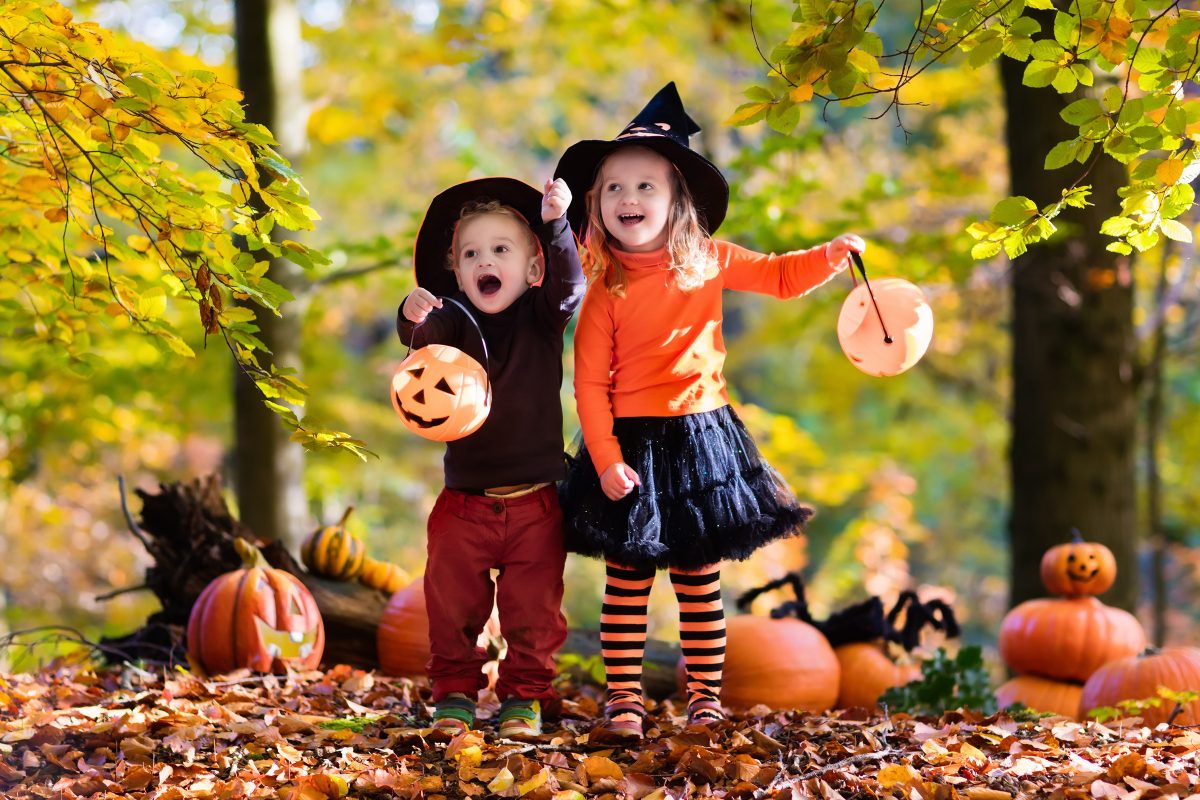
[0,0,366,458]
[880,646,998,716]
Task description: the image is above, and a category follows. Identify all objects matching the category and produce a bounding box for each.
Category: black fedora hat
[413,177,543,297]
[554,82,729,238]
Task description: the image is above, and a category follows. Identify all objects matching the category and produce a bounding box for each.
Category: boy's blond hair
[581,148,717,297]
[445,200,544,272]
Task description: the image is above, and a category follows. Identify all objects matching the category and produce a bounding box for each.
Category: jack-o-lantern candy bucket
[392,298,491,442]
[837,254,933,377]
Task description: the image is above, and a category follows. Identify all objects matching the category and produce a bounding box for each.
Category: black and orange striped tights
[601,561,725,725]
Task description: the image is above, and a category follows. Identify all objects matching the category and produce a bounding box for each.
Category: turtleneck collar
[612,246,670,272]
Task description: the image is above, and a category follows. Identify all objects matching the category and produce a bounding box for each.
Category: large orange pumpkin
[1079,646,1200,726]
[999,597,1146,683]
[1039,532,1117,598]
[837,272,933,378]
[720,615,840,711]
[377,577,502,682]
[187,538,325,674]
[996,675,1083,719]
[390,344,490,442]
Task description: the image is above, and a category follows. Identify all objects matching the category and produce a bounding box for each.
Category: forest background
[2,0,1198,676]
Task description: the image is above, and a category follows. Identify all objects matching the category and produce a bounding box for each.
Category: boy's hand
[542,178,571,222]
[402,287,442,324]
[600,462,640,501]
[826,233,867,272]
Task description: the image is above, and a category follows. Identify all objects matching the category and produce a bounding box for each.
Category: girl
[555,83,865,738]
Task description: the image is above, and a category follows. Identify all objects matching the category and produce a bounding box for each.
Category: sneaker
[431,692,476,735]
[497,697,542,739]
[686,698,726,726]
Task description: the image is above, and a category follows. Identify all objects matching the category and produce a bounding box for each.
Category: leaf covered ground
[1,665,1198,800]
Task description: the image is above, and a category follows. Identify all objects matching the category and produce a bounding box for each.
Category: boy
[396,177,584,739]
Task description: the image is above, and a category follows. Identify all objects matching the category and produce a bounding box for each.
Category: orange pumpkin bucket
[391,298,491,442]
[837,253,933,377]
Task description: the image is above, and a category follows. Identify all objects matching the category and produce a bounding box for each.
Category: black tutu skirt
[559,405,811,570]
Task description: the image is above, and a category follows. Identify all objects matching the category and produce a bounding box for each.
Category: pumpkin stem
[336,506,355,528]
[1070,527,1084,543]
[232,537,269,570]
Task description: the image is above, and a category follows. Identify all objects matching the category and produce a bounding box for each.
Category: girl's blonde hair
[582,146,717,297]
[445,200,543,272]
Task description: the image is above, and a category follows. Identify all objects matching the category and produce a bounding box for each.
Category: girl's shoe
[599,699,646,740]
[431,692,476,735]
[497,697,542,739]
[686,698,726,726]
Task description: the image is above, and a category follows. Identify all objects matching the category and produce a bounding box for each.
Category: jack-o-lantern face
[187,540,326,675]
[391,344,490,442]
[1040,535,1117,598]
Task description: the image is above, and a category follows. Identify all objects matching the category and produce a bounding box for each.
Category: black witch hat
[554,82,729,238]
[413,177,544,298]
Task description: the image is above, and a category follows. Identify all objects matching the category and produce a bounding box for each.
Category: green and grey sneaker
[497,697,541,740]
[431,692,476,735]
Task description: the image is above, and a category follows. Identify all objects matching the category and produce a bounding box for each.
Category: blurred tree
[232,0,308,548]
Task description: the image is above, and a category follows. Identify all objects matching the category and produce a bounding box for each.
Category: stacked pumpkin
[300,507,408,595]
[996,534,1146,718]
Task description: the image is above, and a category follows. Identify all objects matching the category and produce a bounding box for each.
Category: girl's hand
[826,233,867,272]
[402,288,442,324]
[542,178,572,222]
[600,462,640,501]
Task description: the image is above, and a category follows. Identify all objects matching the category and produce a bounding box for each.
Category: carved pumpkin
[300,507,366,581]
[390,344,490,442]
[837,277,933,377]
[999,597,1146,683]
[377,576,502,683]
[1079,646,1200,726]
[187,538,325,674]
[1040,531,1116,598]
[358,557,408,595]
[835,643,922,709]
[996,675,1083,719]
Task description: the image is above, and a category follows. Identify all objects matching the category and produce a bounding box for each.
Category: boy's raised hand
[542,178,571,223]
[826,233,867,272]
[600,461,641,501]
[403,287,442,324]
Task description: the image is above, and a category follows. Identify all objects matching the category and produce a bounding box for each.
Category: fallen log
[102,474,680,698]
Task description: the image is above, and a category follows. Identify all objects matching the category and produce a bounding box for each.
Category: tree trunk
[232,0,308,550]
[1000,52,1138,611]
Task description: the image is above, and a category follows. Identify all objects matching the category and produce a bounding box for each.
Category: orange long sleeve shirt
[574,239,840,476]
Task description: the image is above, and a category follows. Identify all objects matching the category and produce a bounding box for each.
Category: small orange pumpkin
[358,557,408,595]
[999,597,1146,683]
[301,507,366,581]
[390,344,490,442]
[187,538,325,674]
[721,614,840,711]
[1079,646,1200,726]
[835,642,922,709]
[996,675,1083,719]
[1040,531,1117,598]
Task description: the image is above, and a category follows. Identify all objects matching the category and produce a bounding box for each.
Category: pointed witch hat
[413,177,544,298]
[554,82,729,238]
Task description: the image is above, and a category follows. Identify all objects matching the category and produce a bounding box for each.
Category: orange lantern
[187,538,325,674]
[391,344,490,442]
[1039,530,1117,598]
[837,255,933,377]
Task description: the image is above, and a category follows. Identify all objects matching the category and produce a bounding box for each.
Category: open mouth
[477,275,502,296]
[618,213,644,226]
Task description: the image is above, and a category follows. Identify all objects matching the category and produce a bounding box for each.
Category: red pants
[424,485,567,702]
